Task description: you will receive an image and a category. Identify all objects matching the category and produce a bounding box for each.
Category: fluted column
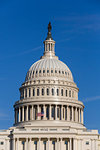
[37,105,40,120]
[79,108,80,123]
[13,138,15,150]
[57,138,59,150]
[61,105,63,120]
[19,107,20,122]
[43,105,46,120]
[70,138,72,150]
[26,106,29,121]
[75,107,77,122]
[32,105,34,120]
[26,138,28,150]
[38,138,40,150]
[22,106,24,122]
[81,109,83,124]
[67,106,70,121]
[68,140,70,150]
[72,107,73,121]
[60,138,62,150]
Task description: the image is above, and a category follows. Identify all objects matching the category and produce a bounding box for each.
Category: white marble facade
[0,23,100,150]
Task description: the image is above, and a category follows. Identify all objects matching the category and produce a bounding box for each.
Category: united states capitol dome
[25,23,73,82]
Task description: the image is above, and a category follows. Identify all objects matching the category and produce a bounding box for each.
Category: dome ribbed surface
[25,58,73,82]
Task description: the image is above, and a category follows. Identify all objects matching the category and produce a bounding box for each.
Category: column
[43,105,46,120]
[26,138,28,150]
[19,107,20,122]
[55,105,57,120]
[70,138,72,150]
[81,109,83,124]
[75,107,77,122]
[29,138,32,150]
[79,108,80,123]
[60,138,62,150]
[57,138,59,150]
[49,105,51,120]
[72,107,73,121]
[22,106,24,121]
[67,106,70,121]
[38,138,40,150]
[26,106,29,121]
[61,105,63,120]
[68,140,70,150]
[32,105,33,120]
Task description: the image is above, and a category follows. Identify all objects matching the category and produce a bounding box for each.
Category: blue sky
[0,0,100,131]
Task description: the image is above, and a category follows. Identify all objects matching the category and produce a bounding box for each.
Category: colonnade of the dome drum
[13,137,75,150]
[14,104,84,124]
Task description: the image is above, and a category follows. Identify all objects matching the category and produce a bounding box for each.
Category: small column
[19,107,20,122]
[67,106,70,121]
[81,109,83,124]
[72,107,73,121]
[22,106,24,122]
[79,108,80,123]
[68,140,70,150]
[13,138,15,150]
[26,106,29,121]
[49,105,51,120]
[75,107,77,122]
[32,105,33,120]
[43,105,46,120]
[61,105,63,120]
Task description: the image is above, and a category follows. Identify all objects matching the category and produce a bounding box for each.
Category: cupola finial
[46,22,53,40]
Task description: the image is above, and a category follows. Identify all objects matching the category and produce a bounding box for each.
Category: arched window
[43,70,45,73]
[47,88,49,95]
[57,89,59,96]
[55,70,57,73]
[37,89,39,96]
[52,88,54,96]
[33,89,35,96]
[52,106,55,118]
[62,71,64,74]
[47,70,49,73]
[42,89,44,96]
[25,89,27,98]
[36,70,38,74]
[72,91,74,98]
[51,70,53,73]
[39,70,41,74]
[29,88,31,97]
[66,90,67,97]
[61,89,63,96]
[69,90,71,97]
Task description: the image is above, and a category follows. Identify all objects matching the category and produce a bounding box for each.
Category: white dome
[25,57,73,82]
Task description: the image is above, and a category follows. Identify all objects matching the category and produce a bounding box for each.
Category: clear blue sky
[0,0,100,131]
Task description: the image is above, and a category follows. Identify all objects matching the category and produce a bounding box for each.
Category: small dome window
[33,89,35,96]
[69,90,71,97]
[55,70,57,73]
[66,90,67,97]
[59,71,61,74]
[36,70,38,74]
[61,89,63,96]
[42,89,44,96]
[47,88,49,95]
[57,89,59,96]
[47,70,49,73]
[43,70,45,73]
[39,70,41,73]
[62,71,64,74]
[29,88,31,97]
[65,72,67,75]
[25,89,27,97]
[51,70,53,73]
[33,71,34,75]
[52,88,54,96]
[37,89,39,96]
